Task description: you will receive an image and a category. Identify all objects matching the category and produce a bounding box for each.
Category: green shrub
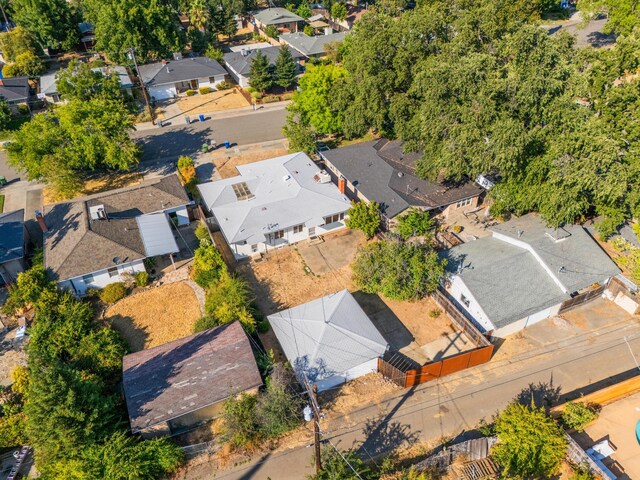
[198,86,212,95]
[396,208,434,240]
[99,282,127,304]
[263,96,280,104]
[191,241,227,288]
[194,316,216,332]
[17,104,29,116]
[194,222,210,242]
[257,319,270,333]
[452,225,463,233]
[134,271,149,287]
[570,465,595,480]
[428,309,441,318]
[265,25,279,39]
[281,92,294,101]
[303,25,314,36]
[245,86,255,93]
[204,46,224,62]
[561,402,599,431]
[346,200,380,238]
[203,273,256,333]
[215,81,232,90]
[185,89,196,96]
[223,392,259,446]
[250,91,263,100]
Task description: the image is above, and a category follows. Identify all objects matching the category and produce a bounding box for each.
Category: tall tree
[331,2,347,21]
[274,45,297,89]
[0,26,43,63]
[2,51,45,77]
[55,60,125,102]
[249,50,273,93]
[84,0,185,63]
[12,0,79,50]
[578,0,640,35]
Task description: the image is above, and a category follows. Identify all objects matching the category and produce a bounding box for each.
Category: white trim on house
[60,259,146,295]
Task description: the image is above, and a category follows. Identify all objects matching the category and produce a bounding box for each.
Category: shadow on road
[515,378,561,409]
[135,126,214,163]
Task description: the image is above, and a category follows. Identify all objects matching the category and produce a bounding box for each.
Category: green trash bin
[201,143,209,153]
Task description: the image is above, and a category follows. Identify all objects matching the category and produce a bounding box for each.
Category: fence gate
[558,284,606,314]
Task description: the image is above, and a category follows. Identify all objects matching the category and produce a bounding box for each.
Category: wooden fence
[558,284,607,314]
[193,205,236,270]
[379,289,494,388]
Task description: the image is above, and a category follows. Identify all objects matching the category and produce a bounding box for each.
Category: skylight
[232,182,253,200]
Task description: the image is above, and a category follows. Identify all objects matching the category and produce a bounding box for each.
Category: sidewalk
[135,100,290,132]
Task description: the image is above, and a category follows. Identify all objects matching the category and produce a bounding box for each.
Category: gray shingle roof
[123,322,262,433]
[138,57,226,87]
[252,7,304,25]
[490,214,621,294]
[44,175,189,281]
[0,209,25,264]
[321,139,483,218]
[445,213,621,329]
[445,237,570,329]
[223,46,302,76]
[279,31,348,57]
[0,77,29,103]
[268,290,388,383]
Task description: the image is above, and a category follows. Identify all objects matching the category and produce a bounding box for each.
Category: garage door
[149,85,175,101]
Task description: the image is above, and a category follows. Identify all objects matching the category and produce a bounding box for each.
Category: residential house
[268,290,389,392]
[251,8,303,35]
[0,77,30,112]
[223,45,303,88]
[320,139,484,228]
[197,152,351,259]
[279,31,348,60]
[78,22,96,50]
[138,56,227,101]
[43,175,191,295]
[333,4,368,31]
[39,65,134,104]
[0,209,28,285]
[443,214,621,337]
[306,13,331,34]
[123,322,262,439]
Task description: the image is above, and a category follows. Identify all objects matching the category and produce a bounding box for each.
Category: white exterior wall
[149,85,177,100]
[60,259,146,295]
[445,275,495,333]
[315,358,379,392]
[165,205,190,226]
[225,65,250,88]
[493,303,562,337]
[231,219,347,259]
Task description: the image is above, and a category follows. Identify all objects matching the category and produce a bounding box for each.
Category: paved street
[195,309,640,480]
[132,107,288,170]
[0,150,21,183]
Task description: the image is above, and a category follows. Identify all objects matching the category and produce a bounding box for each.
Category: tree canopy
[55,60,126,102]
[578,0,640,35]
[249,50,273,93]
[0,26,43,63]
[275,45,297,89]
[345,200,381,238]
[7,98,140,197]
[12,0,79,50]
[285,0,640,229]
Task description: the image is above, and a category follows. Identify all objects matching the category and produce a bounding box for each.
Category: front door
[190,79,198,89]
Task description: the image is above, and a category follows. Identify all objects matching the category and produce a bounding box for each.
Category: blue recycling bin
[224,141,230,149]
[199,114,205,122]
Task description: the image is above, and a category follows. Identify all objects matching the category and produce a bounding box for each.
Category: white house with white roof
[197,152,351,258]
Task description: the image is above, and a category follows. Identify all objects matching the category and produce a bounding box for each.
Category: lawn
[105,282,202,351]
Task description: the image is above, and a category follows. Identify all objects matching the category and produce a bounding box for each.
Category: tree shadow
[134,125,215,165]
[515,379,561,410]
[107,314,150,352]
[357,414,420,460]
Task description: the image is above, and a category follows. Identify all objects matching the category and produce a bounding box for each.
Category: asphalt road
[0,150,20,183]
[132,107,288,167]
[202,315,640,480]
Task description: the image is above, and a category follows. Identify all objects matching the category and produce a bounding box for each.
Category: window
[456,197,473,208]
[251,244,258,253]
[232,182,253,200]
[460,294,470,308]
[324,212,345,224]
[82,273,94,284]
[308,227,316,237]
[293,224,305,234]
[107,267,119,278]
[273,230,284,239]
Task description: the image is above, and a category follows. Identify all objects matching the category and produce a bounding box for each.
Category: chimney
[35,210,48,233]
[338,177,345,194]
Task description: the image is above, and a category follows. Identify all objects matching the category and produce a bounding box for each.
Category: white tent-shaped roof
[268,290,388,391]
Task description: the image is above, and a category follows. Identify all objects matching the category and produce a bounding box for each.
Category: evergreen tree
[274,45,297,89]
[249,51,273,93]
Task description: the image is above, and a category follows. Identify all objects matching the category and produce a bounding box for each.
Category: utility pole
[303,376,322,474]
[128,48,155,125]
[0,2,10,32]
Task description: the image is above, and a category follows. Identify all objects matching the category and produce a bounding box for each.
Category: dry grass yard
[43,171,143,204]
[211,142,289,178]
[105,282,201,351]
[177,88,250,115]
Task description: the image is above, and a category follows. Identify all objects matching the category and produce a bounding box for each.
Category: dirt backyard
[105,282,201,351]
[43,171,143,204]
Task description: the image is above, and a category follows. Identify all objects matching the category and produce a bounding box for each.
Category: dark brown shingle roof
[122,322,262,433]
[44,175,189,281]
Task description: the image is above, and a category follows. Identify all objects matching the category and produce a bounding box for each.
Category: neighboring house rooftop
[40,66,133,97]
[321,139,483,218]
[268,290,388,383]
[0,77,29,103]
[123,322,262,434]
[138,56,226,87]
[229,42,272,52]
[223,46,302,76]
[197,152,350,245]
[445,213,620,329]
[0,209,25,264]
[279,31,347,57]
[252,7,304,25]
[44,175,188,281]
